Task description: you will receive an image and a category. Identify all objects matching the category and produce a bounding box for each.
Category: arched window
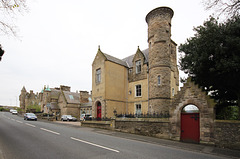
[157,75,161,85]
[182,105,199,113]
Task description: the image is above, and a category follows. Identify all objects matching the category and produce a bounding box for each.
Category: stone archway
[170,78,215,144]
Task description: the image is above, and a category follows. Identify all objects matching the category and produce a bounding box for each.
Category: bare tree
[203,0,240,18]
[0,0,28,36]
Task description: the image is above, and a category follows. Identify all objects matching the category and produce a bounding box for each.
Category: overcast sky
[0,0,212,106]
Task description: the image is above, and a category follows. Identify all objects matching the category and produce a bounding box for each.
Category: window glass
[129,69,132,74]
[69,95,74,100]
[136,104,141,115]
[172,88,175,96]
[135,85,141,97]
[96,68,101,83]
[182,105,199,113]
[158,75,161,85]
[136,60,141,74]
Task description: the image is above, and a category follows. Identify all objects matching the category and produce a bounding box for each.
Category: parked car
[10,109,16,113]
[11,110,18,115]
[80,114,92,121]
[61,115,77,121]
[24,113,37,121]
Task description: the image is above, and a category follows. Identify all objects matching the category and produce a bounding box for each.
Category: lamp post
[113,109,117,117]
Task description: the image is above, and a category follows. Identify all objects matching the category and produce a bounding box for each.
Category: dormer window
[136,60,141,74]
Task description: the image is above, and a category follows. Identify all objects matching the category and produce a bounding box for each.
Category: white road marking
[70,137,120,153]
[16,120,23,124]
[40,128,60,135]
[11,118,15,121]
[25,123,36,127]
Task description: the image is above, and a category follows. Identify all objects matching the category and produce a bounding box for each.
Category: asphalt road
[0,112,231,159]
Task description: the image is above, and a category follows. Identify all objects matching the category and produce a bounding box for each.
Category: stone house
[89,6,240,148]
[19,86,40,112]
[92,7,179,119]
[20,85,92,119]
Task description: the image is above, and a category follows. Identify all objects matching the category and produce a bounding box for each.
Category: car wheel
[35,119,37,121]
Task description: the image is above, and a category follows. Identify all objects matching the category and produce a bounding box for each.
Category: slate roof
[63,91,80,104]
[50,88,61,99]
[81,101,92,107]
[122,48,149,68]
[103,53,129,67]
[103,48,149,68]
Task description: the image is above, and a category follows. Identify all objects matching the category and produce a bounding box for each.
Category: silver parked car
[12,110,18,115]
[61,115,77,121]
[24,113,37,121]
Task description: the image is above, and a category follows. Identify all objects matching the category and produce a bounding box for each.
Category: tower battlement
[146,7,174,24]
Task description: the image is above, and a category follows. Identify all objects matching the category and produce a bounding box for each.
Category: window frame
[135,60,141,74]
[96,68,101,84]
[135,103,142,115]
[157,75,161,86]
[172,88,175,96]
[135,84,142,97]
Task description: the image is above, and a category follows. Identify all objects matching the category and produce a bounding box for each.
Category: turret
[146,7,176,114]
[20,86,27,110]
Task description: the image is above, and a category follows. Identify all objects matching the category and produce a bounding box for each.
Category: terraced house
[92,7,179,119]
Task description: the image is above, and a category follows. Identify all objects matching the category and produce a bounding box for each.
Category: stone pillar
[146,7,174,114]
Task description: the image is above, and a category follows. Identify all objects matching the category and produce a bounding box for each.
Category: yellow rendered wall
[105,61,127,101]
[92,54,106,99]
[104,61,128,117]
[105,100,126,118]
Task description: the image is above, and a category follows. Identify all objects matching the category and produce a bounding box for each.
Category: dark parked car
[61,115,77,121]
[24,113,37,121]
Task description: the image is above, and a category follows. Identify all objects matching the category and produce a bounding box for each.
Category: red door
[97,102,101,120]
[181,113,200,143]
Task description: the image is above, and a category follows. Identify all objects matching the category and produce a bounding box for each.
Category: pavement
[53,120,240,159]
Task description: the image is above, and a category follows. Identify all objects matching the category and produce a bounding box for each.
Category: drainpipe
[126,68,128,114]
[147,63,149,113]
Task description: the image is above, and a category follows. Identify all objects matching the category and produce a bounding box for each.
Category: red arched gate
[181,105,200,143]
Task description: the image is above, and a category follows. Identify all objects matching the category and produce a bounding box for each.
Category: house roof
[122,48,149,68]
[103,53,129,67]
[63,91,80,104]
[102,48,149,68]
[50,88,61,99]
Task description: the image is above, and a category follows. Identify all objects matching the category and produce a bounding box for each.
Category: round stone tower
[146,7,174,114]
[20,86,27,110]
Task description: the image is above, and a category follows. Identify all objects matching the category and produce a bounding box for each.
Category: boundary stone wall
[214,120,240,150]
